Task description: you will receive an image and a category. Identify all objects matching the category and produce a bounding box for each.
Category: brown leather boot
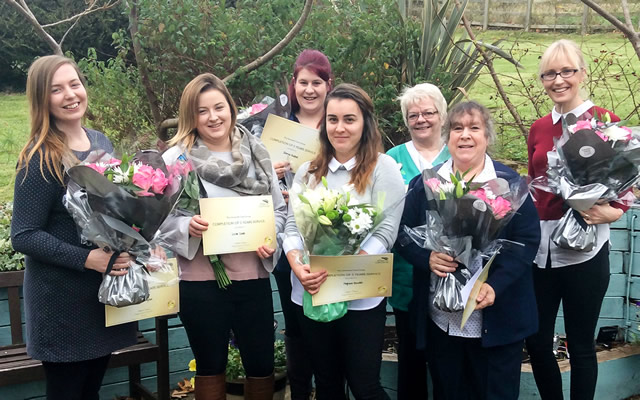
[195,374,226,400]
[244,373,275,400]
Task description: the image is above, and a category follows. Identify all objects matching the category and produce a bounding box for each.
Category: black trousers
[393,308,429,400]
[179,279,274,377]
[427,319,523,400]
[273,261,304,338]
[525,244,610,400]
[297,299,389,400]
[42,354,111,400]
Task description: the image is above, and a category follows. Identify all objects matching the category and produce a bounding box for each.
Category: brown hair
[309,83,383,194]
[169,73,238,151]
[17,55,85,183]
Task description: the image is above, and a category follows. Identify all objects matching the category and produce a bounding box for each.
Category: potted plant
[185,339,287,399]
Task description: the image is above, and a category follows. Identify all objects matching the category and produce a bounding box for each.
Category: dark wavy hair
[287,49,333,114]
[308,83,383,194]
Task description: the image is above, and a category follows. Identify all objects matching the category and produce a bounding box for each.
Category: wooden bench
[0,270,171,399]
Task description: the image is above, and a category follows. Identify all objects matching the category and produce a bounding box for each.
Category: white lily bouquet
[290,177,384,322]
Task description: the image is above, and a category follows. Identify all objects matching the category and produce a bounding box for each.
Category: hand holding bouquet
[402,168,529,312]
[64,150,187,306]
[289,177,384,322]
[532,111,640,251]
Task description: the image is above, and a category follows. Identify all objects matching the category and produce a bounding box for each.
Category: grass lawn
[0,93,29,202]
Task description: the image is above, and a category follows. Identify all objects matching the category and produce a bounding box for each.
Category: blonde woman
[11,55,136,400]
[161,73,286,400]
[526,39,627,399]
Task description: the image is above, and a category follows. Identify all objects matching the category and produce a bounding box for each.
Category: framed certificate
[105,257,180,327]
[199,195,276,255]
[260,114,320,171]
[309,253,393,306]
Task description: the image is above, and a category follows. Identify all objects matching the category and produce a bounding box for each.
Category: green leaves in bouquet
[176,171,200,214]
[449,169,476,199]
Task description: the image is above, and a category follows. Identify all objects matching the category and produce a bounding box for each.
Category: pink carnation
[132,164,155,193]
[107,158,122,166]
[489,196,511,219]
[150,169,169,194]
[424,178,441,193]
[573,120,592,132]
[470,188,488,202]
[250,103,268,115]
[86,163,107,174]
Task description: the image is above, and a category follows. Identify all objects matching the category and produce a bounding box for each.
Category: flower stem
[209,255,231,289]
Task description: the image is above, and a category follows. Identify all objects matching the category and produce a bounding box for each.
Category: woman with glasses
[387,83,450,400]
[525,39,627,400]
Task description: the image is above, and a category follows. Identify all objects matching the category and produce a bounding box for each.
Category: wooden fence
[407,0,640,33]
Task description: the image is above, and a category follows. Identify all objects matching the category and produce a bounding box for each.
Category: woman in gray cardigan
[283,84,405,400]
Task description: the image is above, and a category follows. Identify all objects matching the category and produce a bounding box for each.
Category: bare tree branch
[157,0,314,140]
[580,0,640,62]
[41,0,121,28]
[455,1,528,138]
[125,0,164,135]
[5,0,62,54]
[222,0,313,83]
[59,14,81,49]
[620,0,633,30]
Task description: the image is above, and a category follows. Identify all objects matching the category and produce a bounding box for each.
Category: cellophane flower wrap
[237,94,291,138]
[531,111,640,251]
[64,150,187,307]
[400,167,529,312]
[289,177,384,322]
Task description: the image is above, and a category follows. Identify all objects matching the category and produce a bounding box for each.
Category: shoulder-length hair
[169,73,238,151]
[287,49,333,114]
[17,55,84,183]
[308,83,383,194]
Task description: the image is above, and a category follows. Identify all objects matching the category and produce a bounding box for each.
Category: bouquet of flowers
[170,157,231,289]
[532,111,640,251]
[289,177,384,322]
[401,168,529,312]
[64,150,187,306]
[237,94,291,138]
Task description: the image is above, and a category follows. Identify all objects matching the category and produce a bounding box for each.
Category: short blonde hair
[169,73,238,151]
[539,39,587,77]
[397,83,447,128]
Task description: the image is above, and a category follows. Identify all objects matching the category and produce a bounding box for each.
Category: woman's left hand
[257,245,275,259]
[475,283,495,310]
[580,203,624,225]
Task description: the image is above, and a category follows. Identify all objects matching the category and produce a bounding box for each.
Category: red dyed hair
[288,49,333,113]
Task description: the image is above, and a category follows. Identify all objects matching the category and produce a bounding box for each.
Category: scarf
[188,124,273,195]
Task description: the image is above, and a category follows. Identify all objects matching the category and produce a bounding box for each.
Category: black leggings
[297,299,390,400]
[42,354,111,400]
[525,244,610,400]
[179,279,274,377]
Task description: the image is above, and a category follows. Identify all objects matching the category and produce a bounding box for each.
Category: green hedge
[0,202,24,272]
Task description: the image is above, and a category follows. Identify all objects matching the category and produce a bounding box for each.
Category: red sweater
[527,106,620,220]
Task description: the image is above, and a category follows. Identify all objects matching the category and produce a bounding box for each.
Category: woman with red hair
[273,49,333,400]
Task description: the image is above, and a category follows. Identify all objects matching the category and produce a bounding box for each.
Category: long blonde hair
[17,55,84,184]
[168,73,238,151]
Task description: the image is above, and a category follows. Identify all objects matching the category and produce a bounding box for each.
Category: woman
[11,55,136,400]
[525,39,626,400]
[272,49,332,400]
[387,82,450,400]
[162,73,286,400]
[397,101,540,399]
[283,83,405,400]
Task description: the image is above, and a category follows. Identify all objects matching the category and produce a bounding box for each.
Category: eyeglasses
[540,69,579,81]
[407,109,438,122]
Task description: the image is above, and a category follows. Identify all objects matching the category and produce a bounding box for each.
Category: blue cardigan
[395,160,541,349]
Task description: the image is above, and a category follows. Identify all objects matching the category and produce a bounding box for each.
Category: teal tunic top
[386,141,450,311]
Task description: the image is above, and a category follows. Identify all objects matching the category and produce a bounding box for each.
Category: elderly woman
[397,101,541,399]
[526,39,627,400]
[387,82,450,400]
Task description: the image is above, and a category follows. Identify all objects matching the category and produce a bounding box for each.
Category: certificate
[105,257,180,327]
[460,252,498,329]
[260,114,319,171]
[200,195,276,255]
[309,253,393,306]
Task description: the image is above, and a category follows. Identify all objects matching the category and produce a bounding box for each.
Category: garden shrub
[0,202,24,272]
